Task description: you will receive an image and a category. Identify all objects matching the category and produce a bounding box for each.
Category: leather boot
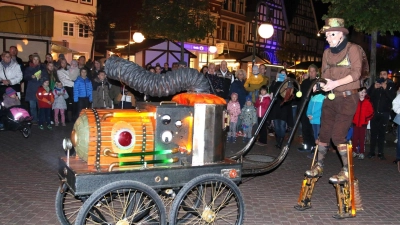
[275,137,283,149]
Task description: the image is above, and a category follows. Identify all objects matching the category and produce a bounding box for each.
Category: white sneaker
[352,152,358,158]
[358,153,364,160]
[395,139,398,144]
[268,133,275,137]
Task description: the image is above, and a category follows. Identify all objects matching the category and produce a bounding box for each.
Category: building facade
[0,0,97,62]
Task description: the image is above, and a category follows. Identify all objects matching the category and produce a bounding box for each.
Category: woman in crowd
[24,54,48,124]
[200,65,208,75]
[57,59,75,123]
[268,69,294,148]
[90,60,103,82]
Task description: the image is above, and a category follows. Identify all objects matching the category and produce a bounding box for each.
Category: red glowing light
[118,131,132,147]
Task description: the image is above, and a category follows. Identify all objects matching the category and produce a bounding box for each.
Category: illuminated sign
[184,43,208,52]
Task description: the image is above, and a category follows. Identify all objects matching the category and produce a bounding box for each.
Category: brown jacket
[321,42,362,92]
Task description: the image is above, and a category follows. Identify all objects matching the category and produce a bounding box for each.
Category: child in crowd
[73,68,92,118]
[254,85,272,146]
[53,81,69,126]
[92,70,112,109]
[2,87,20,108]
[240,96,257,143]
[36,78,54,130]
[227,92,241,143]
[352,87,374,159]
[306,92,325,158]
[117,86,136,109]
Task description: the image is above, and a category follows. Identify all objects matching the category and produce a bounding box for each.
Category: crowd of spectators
[1,47,399,172]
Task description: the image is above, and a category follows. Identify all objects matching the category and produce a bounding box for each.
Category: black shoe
[394,160,399,164]
[367,152,375,158]
[378,153,386,160]
[297,144,312,152]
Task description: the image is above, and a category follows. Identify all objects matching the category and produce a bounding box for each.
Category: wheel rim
[55,184,83,225]
[172,175,244,224]
[77,181,165,224]
[22,127,30,138]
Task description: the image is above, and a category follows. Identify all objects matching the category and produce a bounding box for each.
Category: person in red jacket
[352,87,374,159]
[36,78,54,130]
[254,85,272,146]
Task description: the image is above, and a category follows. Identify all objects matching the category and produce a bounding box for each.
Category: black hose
[104,56,210,97]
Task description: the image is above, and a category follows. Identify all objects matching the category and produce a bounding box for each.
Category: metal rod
[252,0,268,67]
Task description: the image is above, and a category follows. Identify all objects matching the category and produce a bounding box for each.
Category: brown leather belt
[333,89,358,98]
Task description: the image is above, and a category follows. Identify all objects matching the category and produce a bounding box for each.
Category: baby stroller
[0,104,32,138]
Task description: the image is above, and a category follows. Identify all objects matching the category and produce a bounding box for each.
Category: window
[238,26,242,43]
[223,0,229,10]
[222,22,227,40]
[230,24,235,41]
[79,24,89,38]
[80,0,92,4]
[231,0,236,13]
[63,22,74,36]
[239,0,244,14]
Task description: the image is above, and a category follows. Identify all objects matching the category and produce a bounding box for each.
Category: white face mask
[326,31,343,47]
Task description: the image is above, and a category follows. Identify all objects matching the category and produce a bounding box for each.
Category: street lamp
[252,0,274,67]
[128,31,144,62]
[207,34,216,65]
[133,32,145,43]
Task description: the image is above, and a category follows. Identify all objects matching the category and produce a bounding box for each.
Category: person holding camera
[367,70,396,160]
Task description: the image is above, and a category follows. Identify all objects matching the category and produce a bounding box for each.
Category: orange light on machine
[184,114,194,154]
[113,112,155,118]
[229,169,238,178]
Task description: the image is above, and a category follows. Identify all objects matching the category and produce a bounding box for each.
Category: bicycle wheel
[169,174,244,225]
[75,180,166,225]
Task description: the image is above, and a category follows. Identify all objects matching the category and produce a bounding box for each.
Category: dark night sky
[313,0,330,27]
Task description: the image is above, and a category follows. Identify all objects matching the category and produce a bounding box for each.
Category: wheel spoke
[75,181,165,224]
[170,174,244,225]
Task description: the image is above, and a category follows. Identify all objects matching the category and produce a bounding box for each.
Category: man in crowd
[216,60,234,101]
[297,64,318,153]
[367,69,396,160]
[0,51,23,99]
[9,46,23,68]
[161,62,171,74]
[155,65,163,74]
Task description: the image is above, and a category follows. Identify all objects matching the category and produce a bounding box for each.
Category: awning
[213,51,271,64]
[287,61,322,70]
[240,54,271,64]
[51,43,79,54]
[94,51,104,57]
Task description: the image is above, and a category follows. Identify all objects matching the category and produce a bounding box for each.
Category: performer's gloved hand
[321,78,339,92]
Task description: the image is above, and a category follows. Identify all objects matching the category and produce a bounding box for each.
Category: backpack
[323,43,369,86]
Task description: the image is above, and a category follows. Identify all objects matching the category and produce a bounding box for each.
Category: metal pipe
[229,78,300,160]
[252,0,268,67]
[231,78,327,175]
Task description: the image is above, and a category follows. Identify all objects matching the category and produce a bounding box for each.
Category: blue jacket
[24,65,48,101]
[229,79,247,108]
[306,93,325,124]
[73,76,93,102]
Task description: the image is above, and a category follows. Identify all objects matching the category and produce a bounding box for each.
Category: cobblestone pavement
[0,123,399,225]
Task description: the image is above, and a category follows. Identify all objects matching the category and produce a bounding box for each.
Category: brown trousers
[319,94,358,146]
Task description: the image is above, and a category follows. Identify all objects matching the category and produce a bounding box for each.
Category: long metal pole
[206,36,209,66]
[128,24,131,61]
[252,1,268,67]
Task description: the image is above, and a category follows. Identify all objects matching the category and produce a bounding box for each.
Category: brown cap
[320,18,349,35]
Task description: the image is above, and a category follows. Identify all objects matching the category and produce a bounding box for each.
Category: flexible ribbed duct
[105,56,210,97]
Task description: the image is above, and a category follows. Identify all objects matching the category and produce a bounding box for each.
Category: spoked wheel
[169,174,245,225]
[75,180,166,225]
[21,126,31,138]
[55,184,84,225]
